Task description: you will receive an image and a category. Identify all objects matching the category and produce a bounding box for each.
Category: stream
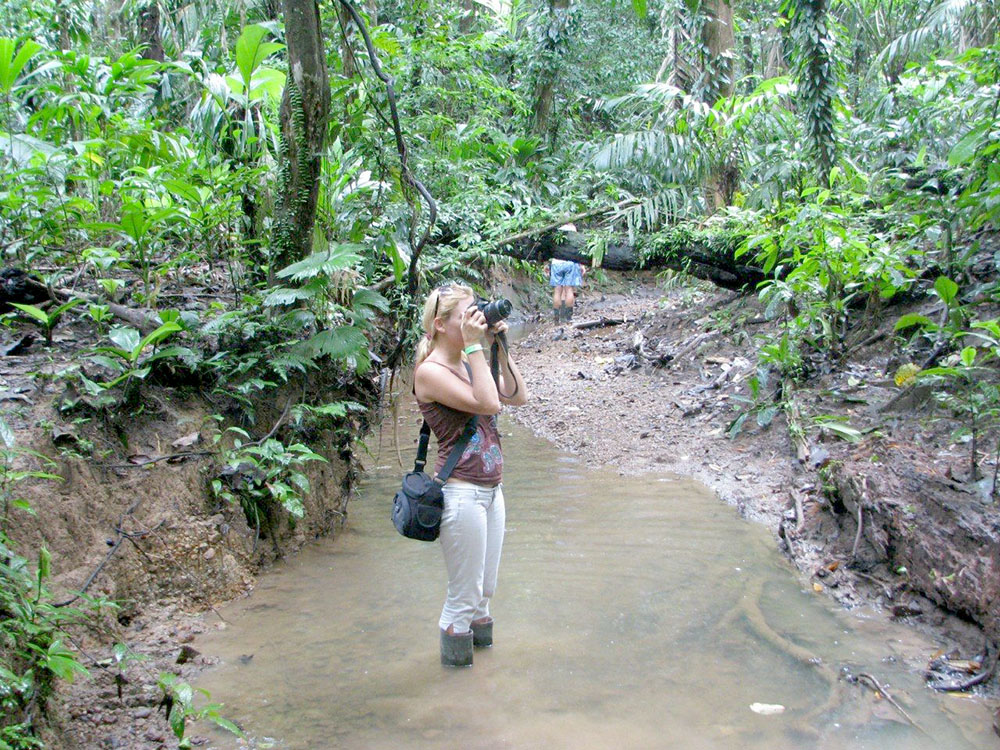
[194,403,995,749]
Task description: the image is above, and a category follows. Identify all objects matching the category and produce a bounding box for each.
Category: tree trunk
[530,0,570,138]
[702,0,734,100]
[701,0,737,212]
[273,0,331,275]
[138,4,165,62]
[339,4,358,80]
[459,0,476,33]
[763,23,785,79]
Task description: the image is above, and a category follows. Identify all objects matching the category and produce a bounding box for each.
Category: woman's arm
[414,307,500,415]
[416,354,501,415]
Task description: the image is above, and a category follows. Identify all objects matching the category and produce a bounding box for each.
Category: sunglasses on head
[432,284,451,319]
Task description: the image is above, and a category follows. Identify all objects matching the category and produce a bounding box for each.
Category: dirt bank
[504,271,999,715]
[1,312,363,748]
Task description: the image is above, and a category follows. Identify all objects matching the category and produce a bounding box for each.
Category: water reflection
[195,405,994,749]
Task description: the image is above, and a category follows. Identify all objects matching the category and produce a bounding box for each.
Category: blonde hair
[414,283,474,367]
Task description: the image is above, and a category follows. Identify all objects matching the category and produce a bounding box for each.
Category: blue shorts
[549,259,583,287]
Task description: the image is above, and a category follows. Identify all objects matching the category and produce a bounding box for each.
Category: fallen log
[503,230,765,291]
[369,203,765,293]
[1,267,162,333]
[573,317,625,330]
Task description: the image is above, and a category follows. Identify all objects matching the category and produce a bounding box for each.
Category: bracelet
[463,344,484,355]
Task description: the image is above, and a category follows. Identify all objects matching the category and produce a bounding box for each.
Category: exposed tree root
[717,578,843,737]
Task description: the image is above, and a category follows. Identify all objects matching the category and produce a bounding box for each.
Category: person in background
[545,258,586,323]
[413,283,528,667]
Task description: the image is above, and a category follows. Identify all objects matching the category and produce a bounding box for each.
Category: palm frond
[873,0,979,75]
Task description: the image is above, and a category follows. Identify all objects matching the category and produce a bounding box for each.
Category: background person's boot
[440,628,473,667]
[565,303,574,321]
[470,617,493,648]
[553,306,561,323]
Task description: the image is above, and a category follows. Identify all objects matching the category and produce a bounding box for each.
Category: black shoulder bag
[392,415,478,541]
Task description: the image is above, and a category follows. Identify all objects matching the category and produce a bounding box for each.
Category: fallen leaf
[813,583,824,593]
[171,431,201,449]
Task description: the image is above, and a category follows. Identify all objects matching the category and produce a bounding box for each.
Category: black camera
[475,298,513,326]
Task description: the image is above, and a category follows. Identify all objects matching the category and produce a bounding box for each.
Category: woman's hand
[461,306,488,346]
[485,320,509,344]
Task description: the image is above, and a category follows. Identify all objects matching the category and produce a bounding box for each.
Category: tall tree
[530,0,571,138]
[138,4,165,62]
[788,0,836,185]
[701,0,737,210]
[273,0,331,273]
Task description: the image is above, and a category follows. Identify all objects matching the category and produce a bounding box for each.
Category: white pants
[438,481,505,633]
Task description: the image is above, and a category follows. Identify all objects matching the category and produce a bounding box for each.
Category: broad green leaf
[948,121,990,166]
[169,704,186,739]
[211,716,243,736]
[0,38,42,94]
[120,202,151,242]
[234,25,283,89]
[135,322,182,358]
[932,276,958,305]
[163,179,202,204]
[632,0,648,18]
[51,298,83,318]
[960,347,976,368]
[109,327,141,354]
[248,67,286,101]
[894,313,934,330]
[10,303,49,324]
[45,640,88,682]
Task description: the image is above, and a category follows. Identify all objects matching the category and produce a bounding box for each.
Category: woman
[413,284,528,667]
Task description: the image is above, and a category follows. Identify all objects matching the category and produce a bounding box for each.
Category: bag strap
[414,416,478,482]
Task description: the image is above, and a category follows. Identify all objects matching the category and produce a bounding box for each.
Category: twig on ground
[857,672,927,734]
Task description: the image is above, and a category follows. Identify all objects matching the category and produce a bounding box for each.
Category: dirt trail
[505,272,1000,715]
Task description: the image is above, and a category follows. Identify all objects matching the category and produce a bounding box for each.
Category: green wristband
[463,344,484,355]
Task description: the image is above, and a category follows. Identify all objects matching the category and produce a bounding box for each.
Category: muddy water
[195,408,995,749]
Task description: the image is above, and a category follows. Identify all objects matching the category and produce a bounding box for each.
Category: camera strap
[414,416,478,483]
[490,331,520,400]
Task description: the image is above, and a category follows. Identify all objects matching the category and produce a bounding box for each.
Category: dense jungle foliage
[0,0,999,745]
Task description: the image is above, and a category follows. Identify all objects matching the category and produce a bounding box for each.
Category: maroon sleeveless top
[416,364,503,486]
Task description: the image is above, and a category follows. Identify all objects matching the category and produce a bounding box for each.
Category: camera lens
[480,298,512,325]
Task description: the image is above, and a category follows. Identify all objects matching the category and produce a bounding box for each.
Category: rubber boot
[565,303,574,321]
[559,302,568,322]
[471,617,493,648]
[553,306,561,323]
[440,628,473,667]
